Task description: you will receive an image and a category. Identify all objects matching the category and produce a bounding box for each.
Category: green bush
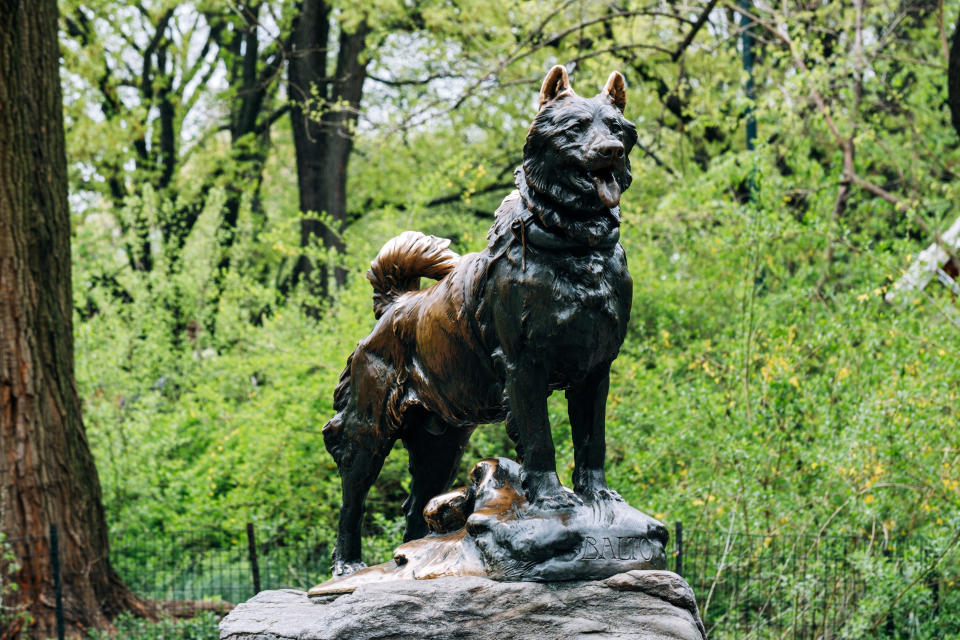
[0,533,31,634]
[84,612,220,640]
[72,143,960,634]
[66,5,960,634]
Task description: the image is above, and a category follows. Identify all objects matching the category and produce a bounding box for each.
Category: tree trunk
[319,22,370,291]
[949,10,960,137]
[0,2,154,637]
[289,1,369,307]
[289,0,333,302]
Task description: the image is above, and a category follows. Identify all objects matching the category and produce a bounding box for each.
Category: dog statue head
[522,66,638,214]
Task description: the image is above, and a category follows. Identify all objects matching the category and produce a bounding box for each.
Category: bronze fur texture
[323,65,639,576]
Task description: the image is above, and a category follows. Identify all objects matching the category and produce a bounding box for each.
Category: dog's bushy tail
[367,231,460,319]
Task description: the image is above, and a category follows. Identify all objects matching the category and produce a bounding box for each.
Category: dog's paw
[523,470,582,510]
[331,559,367,577]
[579,486,625,503]
[574,469,625,503]
[531,488,583,510]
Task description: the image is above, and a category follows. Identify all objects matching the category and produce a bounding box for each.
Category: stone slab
[219,570,705,640]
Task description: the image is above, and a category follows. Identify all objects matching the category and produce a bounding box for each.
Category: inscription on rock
[577,536,656,562]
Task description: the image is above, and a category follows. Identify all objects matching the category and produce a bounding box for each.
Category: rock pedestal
[220,458,705,639]
[219,570,705,640]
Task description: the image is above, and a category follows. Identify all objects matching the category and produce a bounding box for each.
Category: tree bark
[0,2,154,637]
[949,10,960,137]
[289,0,369,306]
[289,0,333,302]
[321,22,370,290]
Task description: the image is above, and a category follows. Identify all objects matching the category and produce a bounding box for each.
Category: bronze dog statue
[323,65,638,576]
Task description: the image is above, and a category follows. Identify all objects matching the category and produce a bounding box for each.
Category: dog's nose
[597,140,624,158]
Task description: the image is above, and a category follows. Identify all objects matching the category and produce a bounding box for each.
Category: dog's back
[323,231,500,463]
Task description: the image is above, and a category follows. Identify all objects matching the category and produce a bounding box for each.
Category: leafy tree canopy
[60,1,960,633]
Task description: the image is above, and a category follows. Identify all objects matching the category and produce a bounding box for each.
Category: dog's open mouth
[588,166,621,208]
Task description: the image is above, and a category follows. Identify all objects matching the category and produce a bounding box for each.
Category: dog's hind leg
[401,411,474,541]
[329,422,397,576]
[566,364,623,503]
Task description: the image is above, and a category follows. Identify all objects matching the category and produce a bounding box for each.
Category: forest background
[4,0,960,637]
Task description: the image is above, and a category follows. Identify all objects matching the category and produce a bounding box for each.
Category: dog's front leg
[567,365,623,503]
[506,363,582,510]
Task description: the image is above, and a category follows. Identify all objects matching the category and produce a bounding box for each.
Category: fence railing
[108,525,331,606]
[674,524,953,639]
[2,523,955,639]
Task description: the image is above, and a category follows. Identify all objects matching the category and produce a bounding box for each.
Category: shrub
[84,612,220,640]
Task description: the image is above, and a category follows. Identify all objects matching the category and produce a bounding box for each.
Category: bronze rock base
[310,458,668,596]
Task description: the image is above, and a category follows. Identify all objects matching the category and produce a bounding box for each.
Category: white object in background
[885,215,960,302]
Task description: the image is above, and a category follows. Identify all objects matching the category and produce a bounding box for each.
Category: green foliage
[84,612,220,640]
[63,0,960,635]
[839,532,960,639]
[598,148,960,543]
[0,533,31,634]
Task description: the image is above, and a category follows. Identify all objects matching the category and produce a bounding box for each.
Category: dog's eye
[604,118,622,133]
[561,119,589,140]
[564,117,590,132]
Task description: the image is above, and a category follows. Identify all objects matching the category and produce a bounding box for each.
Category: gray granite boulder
[219,570,705,640]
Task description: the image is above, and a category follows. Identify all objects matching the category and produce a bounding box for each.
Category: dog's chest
[487,244,631,376]
[550,253,622,322]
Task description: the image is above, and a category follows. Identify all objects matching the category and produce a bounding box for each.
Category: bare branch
[565,42,677,66]
[635,139,678,176]
[368,72,457,87]
[255,104,291,135]
[425,180,516,207]
[180,22,219,91]
[851,175,905,207]
[543,7,695,51]
[672,0,721,61]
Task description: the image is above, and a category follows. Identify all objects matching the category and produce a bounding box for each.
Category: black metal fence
[0,524,331,632]
[109,525,331,606]
[674,524,955,639]
[2,523,956,639]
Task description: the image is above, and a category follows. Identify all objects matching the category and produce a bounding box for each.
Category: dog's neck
[514,167,620,250]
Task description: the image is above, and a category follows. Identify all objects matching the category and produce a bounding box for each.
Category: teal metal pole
[740,0,756,151]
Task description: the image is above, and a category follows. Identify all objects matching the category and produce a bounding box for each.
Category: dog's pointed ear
[601,71,627,112]
[538,65,574,109]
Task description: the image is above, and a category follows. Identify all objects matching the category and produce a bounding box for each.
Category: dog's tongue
[593,172,621,208]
